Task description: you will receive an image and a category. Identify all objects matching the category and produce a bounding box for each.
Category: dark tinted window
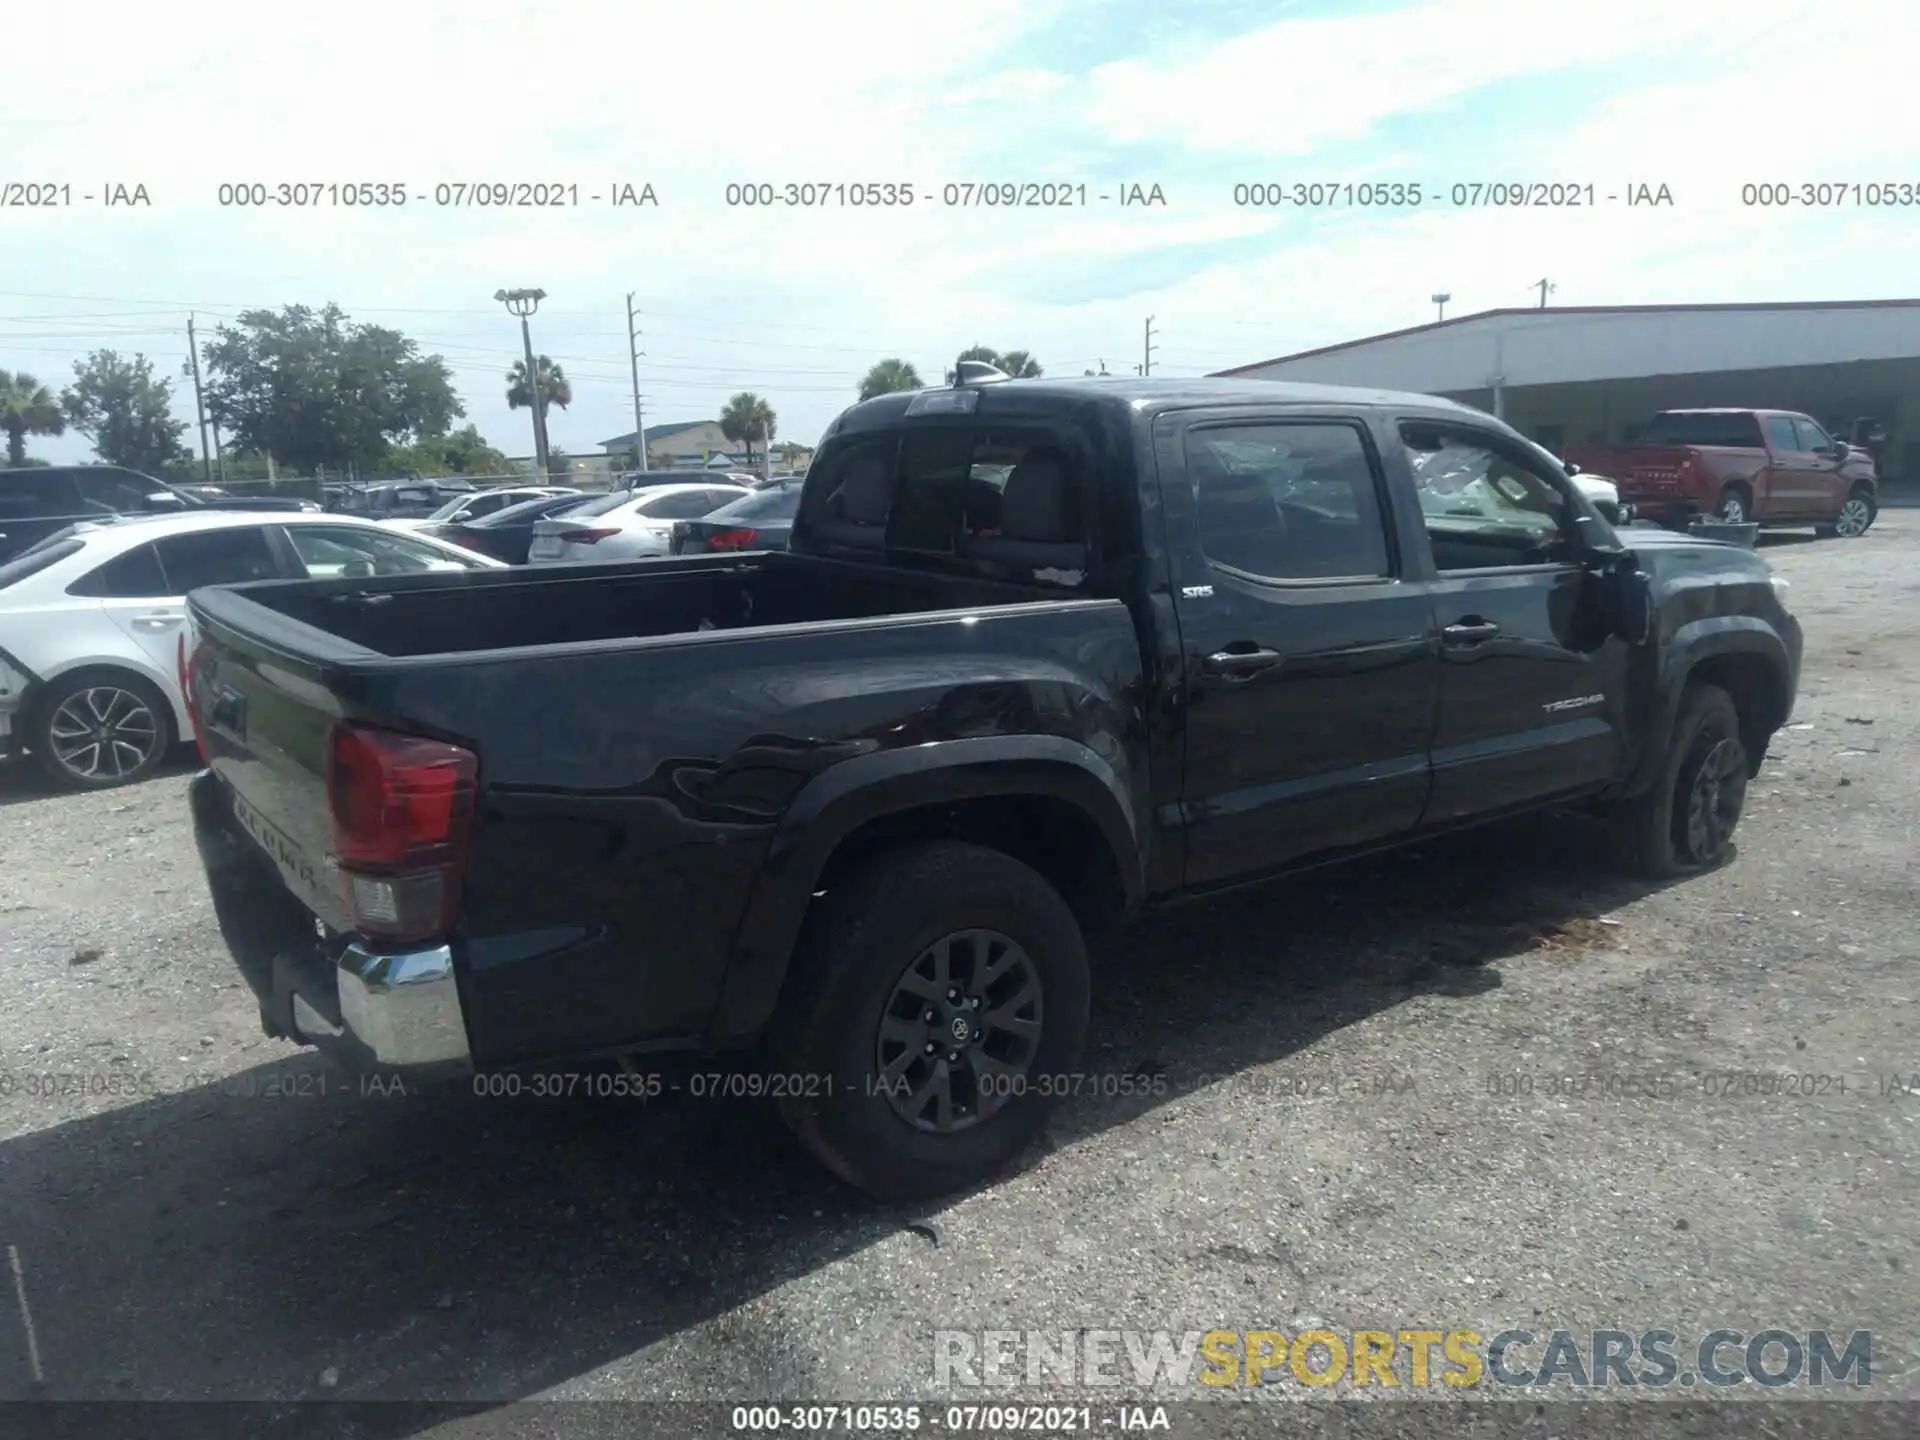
[0,470,84,519]
[1189,423,1392,581]
[73,469,163,514]
[710,484,802,522]
[636,489,729,520]
[151,527,280,591]
[477,494,592,527]
[0,538,84,589]
[1638,412,1765,447]
[67,543,169,597]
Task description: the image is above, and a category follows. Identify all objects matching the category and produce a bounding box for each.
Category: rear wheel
[33,670,174,790]
[769,841,1090,1201]
[1606,682,1748,879]
[1714,484,1753,525]
[1816,486,1876,539]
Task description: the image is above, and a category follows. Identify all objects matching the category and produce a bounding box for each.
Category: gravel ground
[0,519,1916,1439]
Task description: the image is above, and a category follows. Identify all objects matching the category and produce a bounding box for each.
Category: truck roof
[828,376,1485,436]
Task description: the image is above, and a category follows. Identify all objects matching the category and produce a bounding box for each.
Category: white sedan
[526,482,750,565]
[0,511,502,790]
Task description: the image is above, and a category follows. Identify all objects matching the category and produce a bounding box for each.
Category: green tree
[201,304,464,473]
[858,357,923,401]
[945,346,1042,383]
[505,356,572,421]
[383,423,513,478]
[0,370,67,466]
[59,350,192,474]
[719,392,777,466]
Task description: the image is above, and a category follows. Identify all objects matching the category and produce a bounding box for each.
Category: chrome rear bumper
[326,942,473,1068]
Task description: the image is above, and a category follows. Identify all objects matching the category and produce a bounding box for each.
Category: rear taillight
[325,723,477,944]
[556,527,619,544]
[707,527,759,551]
[176,632,211,764]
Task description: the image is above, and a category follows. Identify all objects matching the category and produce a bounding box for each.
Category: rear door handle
[131,610,185,631]
[1441,620,1501,646]
[1203,647,1282,677]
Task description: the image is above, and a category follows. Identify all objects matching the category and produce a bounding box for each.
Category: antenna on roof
[953,361,1010,387]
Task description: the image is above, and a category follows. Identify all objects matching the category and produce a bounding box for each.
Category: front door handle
[1441,620,1501,646]
[1203,646,1282,677]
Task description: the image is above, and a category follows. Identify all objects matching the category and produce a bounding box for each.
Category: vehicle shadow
[1756,532,1820,549]
[0,810,1677,1433]
[0,748,199,810]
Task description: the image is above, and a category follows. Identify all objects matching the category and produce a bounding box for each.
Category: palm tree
[858,358,923,401]
[944,346,1042,383]
[0,370,66,466]
[719,392,776,466]
[505,356,572,420]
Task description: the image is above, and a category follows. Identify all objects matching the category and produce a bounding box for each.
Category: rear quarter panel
[316,598,1148,1065]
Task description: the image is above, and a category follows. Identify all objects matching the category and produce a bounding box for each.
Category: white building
[1215,300,1920,482]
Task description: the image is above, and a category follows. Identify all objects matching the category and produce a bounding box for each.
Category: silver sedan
[525,483,751,564]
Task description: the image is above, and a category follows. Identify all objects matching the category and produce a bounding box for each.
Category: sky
[1,0,1914,468]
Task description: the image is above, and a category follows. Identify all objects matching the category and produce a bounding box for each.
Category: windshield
[709,485,802,522]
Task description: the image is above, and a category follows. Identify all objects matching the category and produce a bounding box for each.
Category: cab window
[1400,423,1575,571]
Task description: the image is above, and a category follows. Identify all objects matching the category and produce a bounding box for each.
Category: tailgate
[185,587,366,933]
[1607,446,1695,498]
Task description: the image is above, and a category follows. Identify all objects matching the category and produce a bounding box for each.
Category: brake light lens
[176,632,211,764]
[556,527,619,544]
[707,527,760,551]
[325,724,477,942]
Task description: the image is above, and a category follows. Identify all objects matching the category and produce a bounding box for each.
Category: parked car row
[0,464,321,564]
[179,370,1803,1201]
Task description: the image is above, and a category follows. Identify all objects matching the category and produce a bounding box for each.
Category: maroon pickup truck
[1564,409,1878,538]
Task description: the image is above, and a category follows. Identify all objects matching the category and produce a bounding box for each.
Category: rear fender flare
[709,735,1142,1045]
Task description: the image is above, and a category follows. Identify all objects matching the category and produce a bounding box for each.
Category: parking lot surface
[1,521,1916,1436]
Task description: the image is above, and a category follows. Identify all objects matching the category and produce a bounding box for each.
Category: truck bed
[217,550,1065,659]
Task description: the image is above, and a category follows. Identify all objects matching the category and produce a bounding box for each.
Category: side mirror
[1563,458,1580,476]
[144,491,187,510]
[1601,553,1653,645]
[1829,441,1850,461]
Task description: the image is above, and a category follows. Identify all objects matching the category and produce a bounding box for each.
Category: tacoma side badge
[1542,694,1604,713]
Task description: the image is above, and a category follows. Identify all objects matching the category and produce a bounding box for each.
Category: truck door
[1156,410,1441,887]
[1790,416,1849,517]
[1391,418,1631,822]
[1761,413,1819,515]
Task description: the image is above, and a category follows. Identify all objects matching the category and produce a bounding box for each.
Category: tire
[1606,682,1749,880]
[769,841,1091,1201]
[32,669,175,791]
[1714,484,1753,525]
[1816,486,1876,539]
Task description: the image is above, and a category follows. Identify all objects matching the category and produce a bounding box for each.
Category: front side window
[284,525,480,577]
[1791,417,1834,452]
[1763,415,1802,453]
[1401,423,1575,571]
[0,471,84,520]
[73,469,162,515]
[1187,422,1392,582]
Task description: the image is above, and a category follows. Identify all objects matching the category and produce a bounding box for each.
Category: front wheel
[769,841,1091,1201]
[1606,682,1748,880]
[1816,487,1876,539]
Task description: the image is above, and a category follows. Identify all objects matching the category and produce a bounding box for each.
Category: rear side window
[0,470,84,520]
[637,490,727,519]
[712,485,803,522]
[151,527,281,591]
[1188,423,1392,581]
[1639,413,1765,447]
[67,543,170,597]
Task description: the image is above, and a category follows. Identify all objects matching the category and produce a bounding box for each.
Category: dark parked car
[184,374,1800,1201]
[669,479,803,554]
[426,491,600,565]
[334,479,478,520]
[0,465,319,563]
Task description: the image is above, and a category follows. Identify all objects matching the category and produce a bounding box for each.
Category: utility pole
[1143,316,1158,377]
[495,289,550,479]
[625,292,646,470]
[186,314,214,485]
[1533,278,1557,308]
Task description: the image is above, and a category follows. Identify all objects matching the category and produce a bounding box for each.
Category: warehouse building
[1214,299,1920,483]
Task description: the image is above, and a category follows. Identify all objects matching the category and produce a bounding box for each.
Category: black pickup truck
[182,375,1802,1199]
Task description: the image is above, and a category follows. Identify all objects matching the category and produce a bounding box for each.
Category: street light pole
[1432,291,1451,322]
[496,288,550,479]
